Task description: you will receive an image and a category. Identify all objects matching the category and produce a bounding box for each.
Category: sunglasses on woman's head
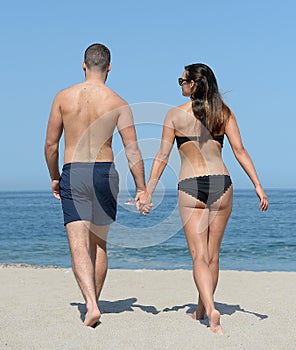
[178,78,190,86]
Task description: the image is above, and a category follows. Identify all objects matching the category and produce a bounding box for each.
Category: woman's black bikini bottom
[178,175,232,207]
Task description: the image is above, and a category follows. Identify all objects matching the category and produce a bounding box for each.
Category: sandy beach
[0,265,295,350]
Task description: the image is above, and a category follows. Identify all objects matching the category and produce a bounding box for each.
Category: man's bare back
[50,81,133,164]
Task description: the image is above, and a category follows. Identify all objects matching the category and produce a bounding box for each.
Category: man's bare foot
[209,309,223,335]
[84,307,101,327]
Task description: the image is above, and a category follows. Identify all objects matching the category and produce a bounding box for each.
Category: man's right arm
[117,104,146,193]
[44,93,63,199]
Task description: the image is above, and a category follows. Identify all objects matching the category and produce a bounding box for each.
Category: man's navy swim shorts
[59,162,119,226]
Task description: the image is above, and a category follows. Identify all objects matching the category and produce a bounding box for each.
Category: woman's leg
[195,186,233,323]
[179,192,223,334]
[208,186,233,293]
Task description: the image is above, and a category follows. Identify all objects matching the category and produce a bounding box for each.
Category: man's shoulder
[104,86,128,107]
[54,82,129,111]
[52,84,79,102]
[57,82,84,95]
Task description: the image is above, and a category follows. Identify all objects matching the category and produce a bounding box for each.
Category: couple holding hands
[45,43,268,333]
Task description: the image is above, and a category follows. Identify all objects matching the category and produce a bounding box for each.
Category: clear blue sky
[0,0,295,191]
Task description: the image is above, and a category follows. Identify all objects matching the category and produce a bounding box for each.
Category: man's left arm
[44,94,63,199]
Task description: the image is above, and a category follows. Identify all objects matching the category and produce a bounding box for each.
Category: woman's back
[171,102,229,179]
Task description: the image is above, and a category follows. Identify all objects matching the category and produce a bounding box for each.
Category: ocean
[0,189,295,271]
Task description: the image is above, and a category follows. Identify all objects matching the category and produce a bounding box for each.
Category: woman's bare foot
[191,305,205,320]
[84,306,101,327]
[209,309,223,335]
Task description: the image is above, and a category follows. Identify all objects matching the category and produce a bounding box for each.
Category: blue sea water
[0,189,295,271]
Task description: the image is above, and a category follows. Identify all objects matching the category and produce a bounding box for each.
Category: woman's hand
[255,185,268,211]
[135,190,152,216]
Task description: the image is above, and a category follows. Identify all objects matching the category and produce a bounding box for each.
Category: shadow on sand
[163,301,268,328]
[71,297,160,326]
[71,299,268,328]
[163,301,268,319]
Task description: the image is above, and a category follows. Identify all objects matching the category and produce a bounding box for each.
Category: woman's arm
[135,111,175,214]
[225,112,268,211]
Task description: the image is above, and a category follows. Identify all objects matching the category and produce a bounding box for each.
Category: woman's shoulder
[167,102,191,117]
[177,101,191,111]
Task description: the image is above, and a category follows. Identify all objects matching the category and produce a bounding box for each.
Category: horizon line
[0,187,295,192]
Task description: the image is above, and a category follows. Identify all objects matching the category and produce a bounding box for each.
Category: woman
[136,63,268,335]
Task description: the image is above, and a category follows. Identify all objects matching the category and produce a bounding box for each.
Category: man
[45,43,149,327]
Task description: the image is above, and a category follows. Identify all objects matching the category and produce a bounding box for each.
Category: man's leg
[89,224,110,300]
[66,220,101,327]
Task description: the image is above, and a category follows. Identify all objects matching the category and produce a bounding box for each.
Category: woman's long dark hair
[185,63,230,135]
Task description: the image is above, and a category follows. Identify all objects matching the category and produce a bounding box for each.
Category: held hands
[134,190,153,216]
[52,180,61,200]
[255,184,268,211]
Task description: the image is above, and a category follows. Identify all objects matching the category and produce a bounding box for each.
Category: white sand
[0,266,295,349]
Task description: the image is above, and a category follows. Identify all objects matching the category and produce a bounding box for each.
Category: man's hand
[52,180,60,200]
[134,190,152,216]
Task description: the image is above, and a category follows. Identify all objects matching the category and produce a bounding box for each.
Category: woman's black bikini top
[175,134,224,149]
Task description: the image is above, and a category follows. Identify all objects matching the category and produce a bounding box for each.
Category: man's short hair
[84,43,111,72]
